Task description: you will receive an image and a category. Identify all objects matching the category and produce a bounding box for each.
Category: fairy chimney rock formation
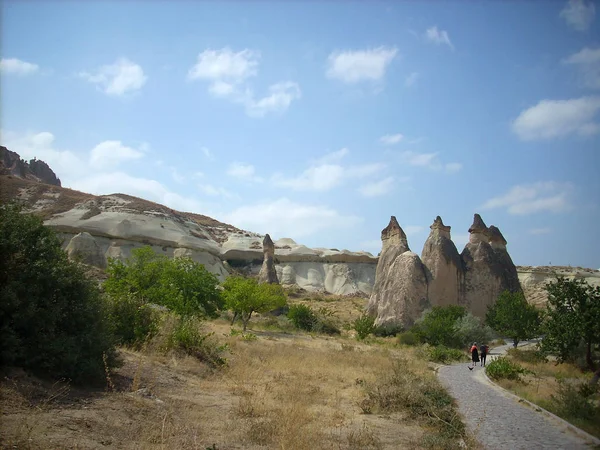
[258,233,279,284]
[488,225,521,296]
[367,217,429,328]
[421,216,464,307]
[65,232,107,269]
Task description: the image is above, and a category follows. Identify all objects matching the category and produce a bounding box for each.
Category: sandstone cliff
[366,217,429,327]
[421,216,464,307]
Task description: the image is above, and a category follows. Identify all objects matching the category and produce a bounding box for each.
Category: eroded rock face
[66,232,107,268]
[367,217,429,327]
[258,234,279,284]
[421,216,464,307]
[461,215,521,318]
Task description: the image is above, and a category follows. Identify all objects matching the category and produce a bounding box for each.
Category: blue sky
[1,0,599,268]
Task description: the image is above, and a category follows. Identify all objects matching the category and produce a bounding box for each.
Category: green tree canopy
[104,246,223,318]
[486,290,541,348]
[222,276,287,331]
[541,277,600,370]
[0,203,116,383]
[413,305,467,348]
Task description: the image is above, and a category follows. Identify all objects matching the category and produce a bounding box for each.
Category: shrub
[373,322,403,338]
[485,357,530,381]
[0,203,117,384]
[397,331,420,346]
[426,345,467,364]
[353,314,376,340]
[453,313,494,348]
[550,379,599,422]
[107,294,161,347]
[360,359,466,443]
[507,348,547,364]
[287,304,317,331]
[166,316,226,367]
[412,305,466,348]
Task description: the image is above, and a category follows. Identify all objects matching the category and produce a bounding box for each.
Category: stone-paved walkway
[437,342,598,450]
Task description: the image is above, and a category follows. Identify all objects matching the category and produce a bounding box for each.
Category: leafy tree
[413,305,466,348]
[353,314,376,340]
[222,276,287,331]
[0,203,116,383]
[542,277,600,370]
[486,290,541,348]
[453,313,494,348]
[104,247,223,318]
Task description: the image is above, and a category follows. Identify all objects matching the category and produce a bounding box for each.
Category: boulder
[421,216,464,307]
[66,232,107,268]
[258,234,279,284]
[367,217,429,327]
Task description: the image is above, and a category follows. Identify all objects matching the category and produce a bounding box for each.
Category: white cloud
[0,58,39,75]
[198,184,238,199]
[170,167,186,184]
[452,233,470,249]
[562,47,600,89]
[188,47,300,117]
[201,147,215,161]
[346,163,386,178]
[245,81,302,118]
[187,48,259,83]
[529,228,552,235]
[405,72,419,87]
[272,164,346,191]
[223,198,362,238]
[226,162,263,182]
[425,26,454,50]
[379,134,404,145]
[0,130,86,182]
[401,151,440,168]
[89,140,144,169]
[313,148,349,165]
[560,0,596,32]
[445,162,463,174]
[326,47,398,84]
[512,96,600,140]
[404,225,424,235]
[358,177,394,197]
[482,182,574,215]
[79,58,147,96]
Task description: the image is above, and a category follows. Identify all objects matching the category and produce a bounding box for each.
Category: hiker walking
[480,343,488,367]
[469,342,479,370]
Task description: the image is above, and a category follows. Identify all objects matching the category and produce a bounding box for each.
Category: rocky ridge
[1,149,598,304]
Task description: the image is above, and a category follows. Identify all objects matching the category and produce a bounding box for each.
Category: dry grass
[0,315,475,449]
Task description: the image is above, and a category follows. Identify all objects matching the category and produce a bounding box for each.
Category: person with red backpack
[468,342,479,370]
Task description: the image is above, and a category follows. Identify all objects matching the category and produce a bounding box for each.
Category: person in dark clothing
[479,343,488,366]
[469,343,479,370]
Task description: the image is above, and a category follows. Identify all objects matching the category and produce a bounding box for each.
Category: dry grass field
[0,295,477,449]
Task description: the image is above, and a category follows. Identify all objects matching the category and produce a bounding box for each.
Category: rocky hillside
[0,146,61,186]
[1,148,598,303]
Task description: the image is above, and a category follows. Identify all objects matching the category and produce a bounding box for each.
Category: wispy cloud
[512,96,600,140]
[79,58,147,96]
[379,134,404,145]
[562,47,600,89]
[0,57,39,75]
[358,176,395,197]
[482,182,574,215]
[226,162,263,183]
[560,0,596,32]
[326,47,398,84]
[425,26,454,50]
[201,147,215,161]
[89,140,145,169]
[398,151,462,174]
[405,72,419,87]
[187,47,301,117]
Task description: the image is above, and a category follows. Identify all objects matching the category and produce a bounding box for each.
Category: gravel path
[437,342,597,450]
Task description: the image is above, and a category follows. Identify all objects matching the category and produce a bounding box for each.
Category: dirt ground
[1,295,444,450]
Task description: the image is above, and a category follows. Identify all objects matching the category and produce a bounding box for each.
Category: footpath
[437,341,600,450]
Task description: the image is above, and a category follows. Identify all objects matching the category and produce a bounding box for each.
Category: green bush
[551,379,600,422]
[0,203,117,384]
[453,313,494,348]
[353,314,376,340]
[507,348,547,364]
[485,357,530,381]
[166,316,226,367]
[397,331,420,346]
[426,345,467,364]
[412,305,466,348]
[287,304,317,331]
[373,322,404,338]
[107,294,161,347]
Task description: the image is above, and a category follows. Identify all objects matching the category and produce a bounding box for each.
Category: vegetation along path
[437,342,596,450]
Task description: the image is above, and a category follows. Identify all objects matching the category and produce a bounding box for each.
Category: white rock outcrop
[65,232,107,268]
